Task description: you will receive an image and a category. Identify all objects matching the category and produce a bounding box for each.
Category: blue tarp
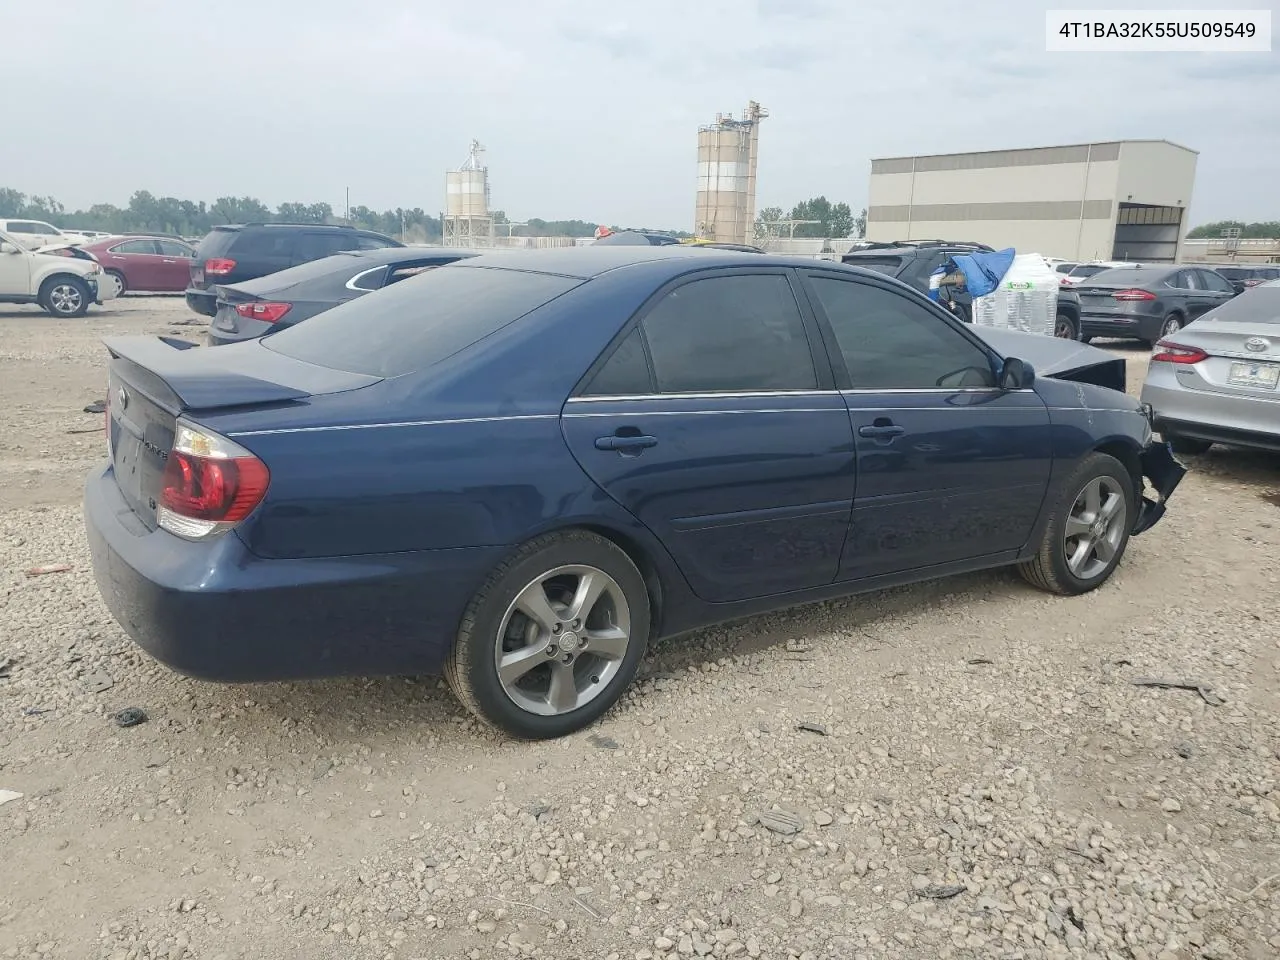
[928,247,1017,301]
[952,248,1016,298]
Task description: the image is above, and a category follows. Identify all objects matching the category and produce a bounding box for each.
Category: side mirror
[999,356,1035,390]
[0,242,19,255]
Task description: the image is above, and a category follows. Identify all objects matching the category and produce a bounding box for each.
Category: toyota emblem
[116,385,129,411]
[1244,337,1269,353]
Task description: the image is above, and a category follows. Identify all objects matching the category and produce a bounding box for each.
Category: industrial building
[694,102,767,246]
[866,140,1198,263]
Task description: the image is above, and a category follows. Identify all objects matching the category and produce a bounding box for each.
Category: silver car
[1141,279,1280,454]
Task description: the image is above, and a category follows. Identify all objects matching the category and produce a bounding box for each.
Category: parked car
[80,236,198,296]
[841,240,1084,340]
[184,222,403,318]
[0,218,91,247]
[1074,265,1237,344]
[85,247,1183,739]
[592,230,684,246]
[1202,262,1280,296]
[0,228,111,317]
[1061,261,1141,285]
[207,247,478,345]
[1141,278,1280,454]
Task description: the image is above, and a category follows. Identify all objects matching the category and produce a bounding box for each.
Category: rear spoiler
[102,335,316,412]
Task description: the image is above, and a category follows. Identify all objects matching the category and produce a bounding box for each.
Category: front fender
[1132,440,1187,536]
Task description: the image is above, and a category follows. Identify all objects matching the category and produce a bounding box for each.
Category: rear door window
[264,265,581,377]
[157,240,195,257]
[293,232,353,264]
[638,273,818,393]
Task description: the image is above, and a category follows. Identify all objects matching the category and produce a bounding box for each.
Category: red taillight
[1243,279,1263,287]
[1151,340,1208,364]
[1113,288,1157,302]
[234,301,292,323]
[204,258,236,276]
[157,422,269,539]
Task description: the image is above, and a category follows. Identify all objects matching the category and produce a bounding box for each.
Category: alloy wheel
[1063,476,1128,579]
[494,564,632,716]
[49,284,83,315]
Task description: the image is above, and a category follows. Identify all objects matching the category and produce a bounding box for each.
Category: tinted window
[347,265,387,291]
[1055,263,1077,274]
[581,328,651,396]
[112,239,160,255]
[1199,270,1234,294]
[1089,268,1165,286]
[294,232,353,263]
[808,276,996,390]
[1070,265,1108,279]
[640,274,817,393]
[1216,267,1247,280]
[264,265,580,377]
[230,230,291,257]
[357,233,399,250]
[1172,270,1198,289]
[157,240,194,257]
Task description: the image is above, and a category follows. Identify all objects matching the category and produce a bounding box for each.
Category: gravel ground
[1,298,1278,960]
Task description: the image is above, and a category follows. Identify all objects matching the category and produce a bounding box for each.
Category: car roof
[317,246,478,266]
[453,246,863,280]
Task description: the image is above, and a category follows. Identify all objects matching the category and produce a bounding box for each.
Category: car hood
[971,327,1127,393]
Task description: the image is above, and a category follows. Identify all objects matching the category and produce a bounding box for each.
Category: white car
[0,218,92,248]
[0,229,113,317]
[1061,261,1142,285]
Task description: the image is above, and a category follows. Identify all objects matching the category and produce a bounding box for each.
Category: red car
[80,236,198,296]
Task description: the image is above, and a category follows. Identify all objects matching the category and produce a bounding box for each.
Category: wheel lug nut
[562,654,573,664]
[552,623,562,633]
[545,645,557,656]
[578,636,588,648]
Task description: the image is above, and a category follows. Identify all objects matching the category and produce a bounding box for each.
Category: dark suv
[1201,262,1280,296]
[841,240,1084,340]
[185,222,403,317]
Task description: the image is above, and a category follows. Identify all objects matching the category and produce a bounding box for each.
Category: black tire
[1158,312,1184,340]
[1018,452,1136,596]
[106,270,127,298]
[444,530,650,739]
[1168,435,1212,455]
[1054,311,1080,341]
[38,275,91,318]
[1080,335,1094,345]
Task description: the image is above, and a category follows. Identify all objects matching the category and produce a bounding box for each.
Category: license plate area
[192,267,204,284]
[1227,361,1279,390]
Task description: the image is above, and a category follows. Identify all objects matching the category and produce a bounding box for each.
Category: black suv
[841,240,1084,340]
[185,222,403,317]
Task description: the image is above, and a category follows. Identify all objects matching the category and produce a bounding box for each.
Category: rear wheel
[444,530,650,739]
[39,276,91,318]
[1158,312,1184,340]
[1168,435,1212,455]
[1054,311,1079,341]
[1019,452,1136,596]
[105,270,127,298]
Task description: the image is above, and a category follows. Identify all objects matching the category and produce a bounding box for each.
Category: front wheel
[39,276,91,318]
[1018,452,1136,596]
[444,530,650,739]
[1054,311,1080,341]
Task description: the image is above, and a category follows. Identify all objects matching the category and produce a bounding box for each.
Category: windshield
[1082,268,1165,286]
[1205,286,1280,323]
[264,264,582,377]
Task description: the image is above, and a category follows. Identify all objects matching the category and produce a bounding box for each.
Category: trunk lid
[103,336,380,529]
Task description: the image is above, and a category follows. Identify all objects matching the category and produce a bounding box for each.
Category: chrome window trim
[344,266,387,292]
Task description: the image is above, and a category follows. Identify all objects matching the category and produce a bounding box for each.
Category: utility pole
[345,187,350,225]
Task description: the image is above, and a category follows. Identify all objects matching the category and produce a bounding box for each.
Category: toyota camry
[84,247,1185,739]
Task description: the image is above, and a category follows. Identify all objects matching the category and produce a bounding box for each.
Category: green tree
[785,197,855,238]
[854,207,867,238]
[1186,219,1280,239]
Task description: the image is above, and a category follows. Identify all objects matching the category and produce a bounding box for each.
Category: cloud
[0,0,1273,229]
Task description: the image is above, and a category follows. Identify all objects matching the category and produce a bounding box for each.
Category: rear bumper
[1080,312,1162,341]
[1142,369,1280,451]
[83,463,501,682]
[184,288,217,317]
[1131,440,1187,536]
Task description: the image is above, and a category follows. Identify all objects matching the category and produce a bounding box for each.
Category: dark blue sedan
[84,247,1185,739]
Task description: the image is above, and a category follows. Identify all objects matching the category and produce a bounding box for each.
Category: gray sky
[2,0,1277,228]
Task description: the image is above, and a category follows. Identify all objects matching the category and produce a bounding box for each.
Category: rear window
[1069,265,1109,279]
[1082,268,1164,286]
[196,229,239,258]
[263,265,581,377]
[1205,286,1280,323]
[843,256,903,276]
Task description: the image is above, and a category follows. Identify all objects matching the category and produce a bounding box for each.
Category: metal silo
[694,102,767,246]
[442,141,494,247]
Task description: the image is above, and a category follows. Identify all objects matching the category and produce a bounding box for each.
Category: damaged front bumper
[1131,438,1187,536]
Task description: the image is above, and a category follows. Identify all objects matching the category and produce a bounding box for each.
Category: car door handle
[595,434,658,451]
[162,259,176,263]
[858,424,905,439]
